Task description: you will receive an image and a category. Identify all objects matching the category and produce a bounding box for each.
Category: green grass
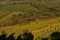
[0,4,38,12]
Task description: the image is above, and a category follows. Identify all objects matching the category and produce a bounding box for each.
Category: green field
[0,4,38,12]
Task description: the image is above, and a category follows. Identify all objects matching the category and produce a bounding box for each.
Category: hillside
[0,0,60,40]
[0,0,60,27]
[0,17,60,39]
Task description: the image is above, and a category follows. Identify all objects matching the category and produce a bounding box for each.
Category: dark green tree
[50,32,60,40]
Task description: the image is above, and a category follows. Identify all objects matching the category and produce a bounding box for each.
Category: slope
[0,17,60,38]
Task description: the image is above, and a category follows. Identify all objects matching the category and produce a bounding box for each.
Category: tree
[41,38,48,40]
[21,30,34,40]
[6,33,15,40]
[17,34,23,40]
[50,32,60,40]
[0,31,7,40]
